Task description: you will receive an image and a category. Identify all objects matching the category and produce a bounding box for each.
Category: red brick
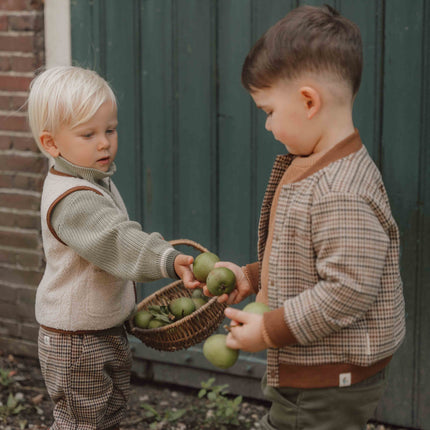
[0,92,28,110]
[0,113,28,132]
[0,55,11,72]
[8,12,43,31]
[0,134,40,152]
[0,74,32,91]
[0,192,40,211]
[10,54,35,72]
[16,299,36,322]
[0,302,18,319]
[0,153,46,173]
[0,34,34,52]
[0,319,21,338]
[0,283,18,303]
[0,173,44,191]
[20,322,38,341]
[0,14,8,31]
[0,229,40,249]
[0,211,40,229]
[0,0,43,11]
[14,137,41,152]
[0,266,43,288]
[0,248,41,267]
[0,134,13,149]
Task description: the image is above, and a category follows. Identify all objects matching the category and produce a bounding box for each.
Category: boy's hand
[174,254,200,289]
[224,307,268,352]
[202,262,253,305]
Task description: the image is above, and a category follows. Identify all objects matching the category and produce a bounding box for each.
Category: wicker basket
[128,239,227,351]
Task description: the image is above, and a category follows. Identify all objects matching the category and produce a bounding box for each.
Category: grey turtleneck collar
[53,156,116,186]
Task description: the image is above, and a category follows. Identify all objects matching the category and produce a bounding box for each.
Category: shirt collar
[52,156,116,183]
[289,129,363,183]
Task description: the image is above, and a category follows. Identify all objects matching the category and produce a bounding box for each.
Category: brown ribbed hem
[40,324,125,336]
[261,322,277,349]
[263,307,298,346]
[244,262,260,294]
[276,355,392,388]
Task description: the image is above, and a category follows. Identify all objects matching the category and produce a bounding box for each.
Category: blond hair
[27,66,117,157]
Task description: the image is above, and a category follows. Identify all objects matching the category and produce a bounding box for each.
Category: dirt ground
[0,351,412,430]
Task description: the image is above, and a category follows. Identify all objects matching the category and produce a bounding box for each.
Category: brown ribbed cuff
[263,307,299,347]
[244,262,260,294]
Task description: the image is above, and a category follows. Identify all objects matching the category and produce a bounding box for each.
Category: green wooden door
[71,1,430,428]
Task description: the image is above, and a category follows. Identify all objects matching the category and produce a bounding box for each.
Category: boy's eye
[82,132,93,138]
[106,128,116,135]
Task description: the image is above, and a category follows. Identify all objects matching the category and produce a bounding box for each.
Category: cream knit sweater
[36,157,180,332]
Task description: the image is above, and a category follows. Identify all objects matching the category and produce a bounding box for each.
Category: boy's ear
[300,86,321,119]
[39,131,60,157]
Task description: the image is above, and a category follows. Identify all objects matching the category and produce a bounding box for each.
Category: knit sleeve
[282,192,390,345]
[50,189,181,282]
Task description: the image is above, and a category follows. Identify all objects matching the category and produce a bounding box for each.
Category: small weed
[0,368,17,388]
[140,402,187,429]
[198,377,244,428]
[0,392,26,422]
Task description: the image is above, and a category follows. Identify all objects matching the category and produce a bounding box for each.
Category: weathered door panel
[71,1,430,427]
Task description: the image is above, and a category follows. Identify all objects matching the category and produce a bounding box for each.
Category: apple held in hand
[203,334,239,369]
[193,252,220,282]
[206,267,236,296]
[242,302,270,315]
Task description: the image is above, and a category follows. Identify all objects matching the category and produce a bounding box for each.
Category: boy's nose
[97,136,110,150]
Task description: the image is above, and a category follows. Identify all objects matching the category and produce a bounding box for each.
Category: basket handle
[169,239,210,254]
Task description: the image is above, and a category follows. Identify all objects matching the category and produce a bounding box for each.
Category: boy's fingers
[178,255,193,266]
[225,333,239,349]
[224,307,247,323]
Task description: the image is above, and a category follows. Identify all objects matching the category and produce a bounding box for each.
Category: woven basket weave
[128,239,227,351]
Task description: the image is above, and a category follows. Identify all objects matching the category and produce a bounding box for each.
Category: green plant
[198,377,243,427]
[0,392,26,422]
[140,402,187,429]
[0,368,16,388]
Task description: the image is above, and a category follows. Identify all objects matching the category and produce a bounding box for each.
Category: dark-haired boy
[214,5,406,429]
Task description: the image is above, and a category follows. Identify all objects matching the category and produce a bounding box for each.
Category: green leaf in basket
[153,313,171,324]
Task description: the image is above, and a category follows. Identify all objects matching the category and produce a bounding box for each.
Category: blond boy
[28,66,198,429]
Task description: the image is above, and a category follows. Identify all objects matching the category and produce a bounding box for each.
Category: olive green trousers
[260,368,388,430]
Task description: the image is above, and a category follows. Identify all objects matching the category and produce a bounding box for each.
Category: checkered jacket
[257,133,406,386]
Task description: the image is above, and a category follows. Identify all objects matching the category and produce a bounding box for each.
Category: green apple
[193,252,220,282]
[203,334,239,369]
[206,267,236,296]
[168,297,196,320]
[242,302,270,315]
[134,310,153,329]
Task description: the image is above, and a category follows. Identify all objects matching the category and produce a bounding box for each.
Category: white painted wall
[44,0,71,67]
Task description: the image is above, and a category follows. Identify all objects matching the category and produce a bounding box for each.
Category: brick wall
[0,0,46,357]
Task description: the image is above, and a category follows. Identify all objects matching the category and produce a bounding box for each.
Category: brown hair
[241,5,363,96]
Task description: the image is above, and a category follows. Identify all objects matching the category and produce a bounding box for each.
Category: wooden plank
[417,1,430,426]
[103,0,140,220]
[70,0,93,66]
[217,0,254,265]
[139,0,174,235]
[174,1,216,251]
[378,1,424,427]
[250,1,296,241]
[339,0,384,164]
